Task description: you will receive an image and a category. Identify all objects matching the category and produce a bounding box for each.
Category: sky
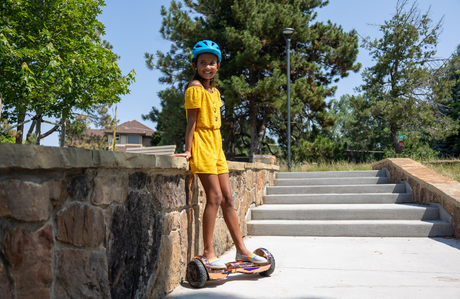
[40,0,460,146]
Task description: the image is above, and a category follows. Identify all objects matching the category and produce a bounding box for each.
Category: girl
[172,40,267,269]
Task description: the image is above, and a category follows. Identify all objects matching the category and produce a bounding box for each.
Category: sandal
[208,257,226,269]
[235,252,267,264]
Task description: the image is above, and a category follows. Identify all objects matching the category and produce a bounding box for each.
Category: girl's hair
[186,53,217,91]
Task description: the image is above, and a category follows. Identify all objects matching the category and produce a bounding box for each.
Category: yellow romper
[184,86,229,175]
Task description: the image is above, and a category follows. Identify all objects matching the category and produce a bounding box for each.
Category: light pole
[282,28,294,172]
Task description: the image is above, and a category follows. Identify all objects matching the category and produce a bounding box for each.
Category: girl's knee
[207,192,222,207]
[221,193,234,209]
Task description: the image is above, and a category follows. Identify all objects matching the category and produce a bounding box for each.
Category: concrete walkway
[168,236,460,299]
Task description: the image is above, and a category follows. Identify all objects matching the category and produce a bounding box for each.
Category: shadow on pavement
[431,237,460,251]
[169,274,331,299]
[178,272,264,290]
[169,292,329,299]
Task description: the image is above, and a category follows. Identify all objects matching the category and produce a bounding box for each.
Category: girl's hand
[171,151,192,160]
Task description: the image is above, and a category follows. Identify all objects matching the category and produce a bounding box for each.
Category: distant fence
[344,150,385,163]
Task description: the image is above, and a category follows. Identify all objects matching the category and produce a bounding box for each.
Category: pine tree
[359,0,459,154]
[142,87,186,152]
[144,0,361,161]
[433,44,460,157]
[329,94,391,161]
[65,104,118,150]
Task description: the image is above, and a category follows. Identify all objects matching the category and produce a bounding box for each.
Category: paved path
[168,236,460,299]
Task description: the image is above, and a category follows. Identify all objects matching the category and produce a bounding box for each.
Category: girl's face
[193,53,220,80]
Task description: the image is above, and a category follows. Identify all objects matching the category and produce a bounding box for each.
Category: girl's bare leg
[198,174,223,260]
[218,173,252,256]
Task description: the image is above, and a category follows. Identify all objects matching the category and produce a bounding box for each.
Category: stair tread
[276,171,388,179]
[253,203,434,210]
[248,219,450,224]
[268,184,404,187]
[264,193,410,196]
[275,178,385,180]
[279,170,381,174]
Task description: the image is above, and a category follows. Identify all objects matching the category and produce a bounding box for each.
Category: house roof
[83,120,155,137]
[85,129,106,137]
[115,120,155,135]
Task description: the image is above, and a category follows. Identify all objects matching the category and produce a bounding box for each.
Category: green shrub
[384,132,439,161]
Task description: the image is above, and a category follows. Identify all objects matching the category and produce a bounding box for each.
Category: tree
[0,0,135,144]
[329,94,391,161]
[145,0,361,161]
[142,87,186,152]
[0,120,16,143]
[65,114,106,150]
[359,0,459,154]
[433,45,460,157]
[150,132,163,146]
[65,104,118,150]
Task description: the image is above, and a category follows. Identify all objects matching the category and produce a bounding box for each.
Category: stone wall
[372,158,460,238]
[0,143,278,298]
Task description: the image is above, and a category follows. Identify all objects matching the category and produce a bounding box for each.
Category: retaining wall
[372,158,460,238]
[0,143,278,298]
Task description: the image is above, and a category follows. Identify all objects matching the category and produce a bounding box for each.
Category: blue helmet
[191,40,222,64]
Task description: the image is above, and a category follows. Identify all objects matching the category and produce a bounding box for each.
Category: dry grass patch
[278,160,460,182]
[422,161,460,183]
[279,161,373,172]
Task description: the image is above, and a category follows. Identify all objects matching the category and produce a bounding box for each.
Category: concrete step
[251,204,439,221]
[247,220,454,237]
[274,177,390,186]
[276,170,386,179]
[263,193,413,204]
[267,184,407,195]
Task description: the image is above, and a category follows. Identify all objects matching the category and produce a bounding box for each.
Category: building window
[115,134,120,142]
[127,135,141,144]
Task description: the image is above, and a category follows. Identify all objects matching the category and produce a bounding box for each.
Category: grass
[279,161,373,172]
[422,161,460,183]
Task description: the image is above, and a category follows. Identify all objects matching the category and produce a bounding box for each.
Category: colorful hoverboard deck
[186,248,275,288]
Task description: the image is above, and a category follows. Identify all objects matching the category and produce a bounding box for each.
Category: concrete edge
[246,204,255,222]
[382,167,390,179]
[403,181,413,196]
[430,203,453,223]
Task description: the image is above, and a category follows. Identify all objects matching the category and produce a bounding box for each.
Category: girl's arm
[171,109,198,160]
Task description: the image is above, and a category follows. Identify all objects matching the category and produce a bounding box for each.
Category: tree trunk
[15,110,25,144]
[223,127,236,160]
[222,106,236,160]
[60,116,66,147]
[249,103,267,162]
[26,120,36,143]
[390,124,402,154]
